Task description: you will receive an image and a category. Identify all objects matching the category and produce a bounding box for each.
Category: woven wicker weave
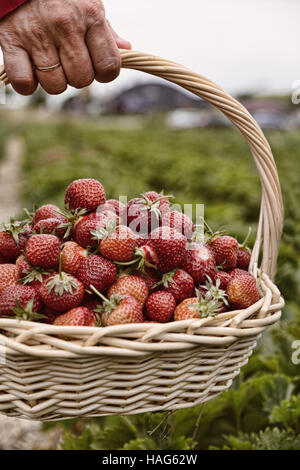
[0,51,284,421]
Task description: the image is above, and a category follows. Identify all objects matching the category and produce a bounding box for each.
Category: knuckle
[42,81,68,95]
[95,57,120,83]
[49,13,74,34]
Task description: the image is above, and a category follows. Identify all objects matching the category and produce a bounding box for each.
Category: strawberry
[0,284,42,317]
[154,268,194,304]
[134,268,160,291]
[25,234,61,269]
[91,287,143,326]
[74,211,117,249]
[76,254,117,292]
[53,307,97,327]
[136,226,187,273]
[228,268,253,278]
[61,241,87,275]
[145,291,176,323]
[161,211,194,240]
[93,222,137,262]
[226,274,260,309]
[108,275,148,306]
[174,287,226,321]
[180,243,216,284]
[197,276,229,313]
[237,248,251,270]
[214,270,231,290]
[0,221,31,259]
[0,264,18,294]
[39,265,85,313]
[102,199,126,217]
[126,192,171,236]
[65,178,106,213]
[33,217,67,240]
[237,228,252,270]
[208,235,239,270]
[33,204,65,225]
[0,252,9,264]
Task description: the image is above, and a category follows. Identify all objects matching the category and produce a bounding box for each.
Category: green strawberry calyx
[90,284,123,316]
[152,269,177,289]
[91,218,118,242]
[12,299,46,322]
[140,193,174,220]
[0,219,29,244]
[56,205,87,239]
[46,253,78,296]
[190,276,228,318]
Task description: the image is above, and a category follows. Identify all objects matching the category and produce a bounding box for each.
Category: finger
[32,45,67,95]
[2,46,37,95]
[86,19,121,83]
[107,21,132,50]
[58,38,95,89]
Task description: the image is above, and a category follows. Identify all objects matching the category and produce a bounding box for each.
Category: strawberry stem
[90,284,114,308]
[240,227,252,249]
[58,252,64,281]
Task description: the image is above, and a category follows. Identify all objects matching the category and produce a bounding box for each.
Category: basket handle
[0,50,284,279]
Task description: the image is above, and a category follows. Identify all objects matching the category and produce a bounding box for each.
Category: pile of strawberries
[0,178,260,330]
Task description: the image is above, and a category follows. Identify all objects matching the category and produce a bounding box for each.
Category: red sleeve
[0,0,27,20]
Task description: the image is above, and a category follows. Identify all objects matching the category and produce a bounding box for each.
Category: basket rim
[0,272,284,359]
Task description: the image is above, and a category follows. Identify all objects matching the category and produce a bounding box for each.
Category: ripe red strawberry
[25,234,61,269]
[214,270,231,290]
[180,243,216,284]
[208,235,239,270]
[102,199,126,217]
[95,223,137,262]
[65,178,106,213]
[0,284,42,317]
[0,264,18,294]
[76,255,117,292]
[108,275,148,306]
[145,291,176,323]
[33,217,67,240]
[126,192,171,236]
[161,211,194,240]
[53,307,96,327]
[0,221,31,259]
[237,247,251,270]
[33,204,65,225]
[61,241,87,275]
[93,290,143,326]
[226,274,260,309]
[228,268,253,278]
[39,271,85,313]
[156,268,194,304]
[139,226,187,273]
[74,211,116,248]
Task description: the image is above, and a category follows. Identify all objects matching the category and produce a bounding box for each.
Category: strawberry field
[1,117,300,449]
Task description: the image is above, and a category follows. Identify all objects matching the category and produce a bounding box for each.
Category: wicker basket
[0,51,284,421]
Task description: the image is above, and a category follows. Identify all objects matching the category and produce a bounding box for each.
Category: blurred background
[0,0,299,450]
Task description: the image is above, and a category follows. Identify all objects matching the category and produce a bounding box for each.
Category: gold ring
[35,63,61,72]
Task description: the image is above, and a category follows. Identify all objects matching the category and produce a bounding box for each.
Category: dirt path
[0,136,23,222]
[0,136,61,449]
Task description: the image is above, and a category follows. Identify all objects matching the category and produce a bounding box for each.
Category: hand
[0,0,131,95]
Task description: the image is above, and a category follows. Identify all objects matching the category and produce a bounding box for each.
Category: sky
[1,0,299,103]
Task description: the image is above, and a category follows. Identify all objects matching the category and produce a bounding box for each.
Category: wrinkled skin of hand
[0,0,131,95]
